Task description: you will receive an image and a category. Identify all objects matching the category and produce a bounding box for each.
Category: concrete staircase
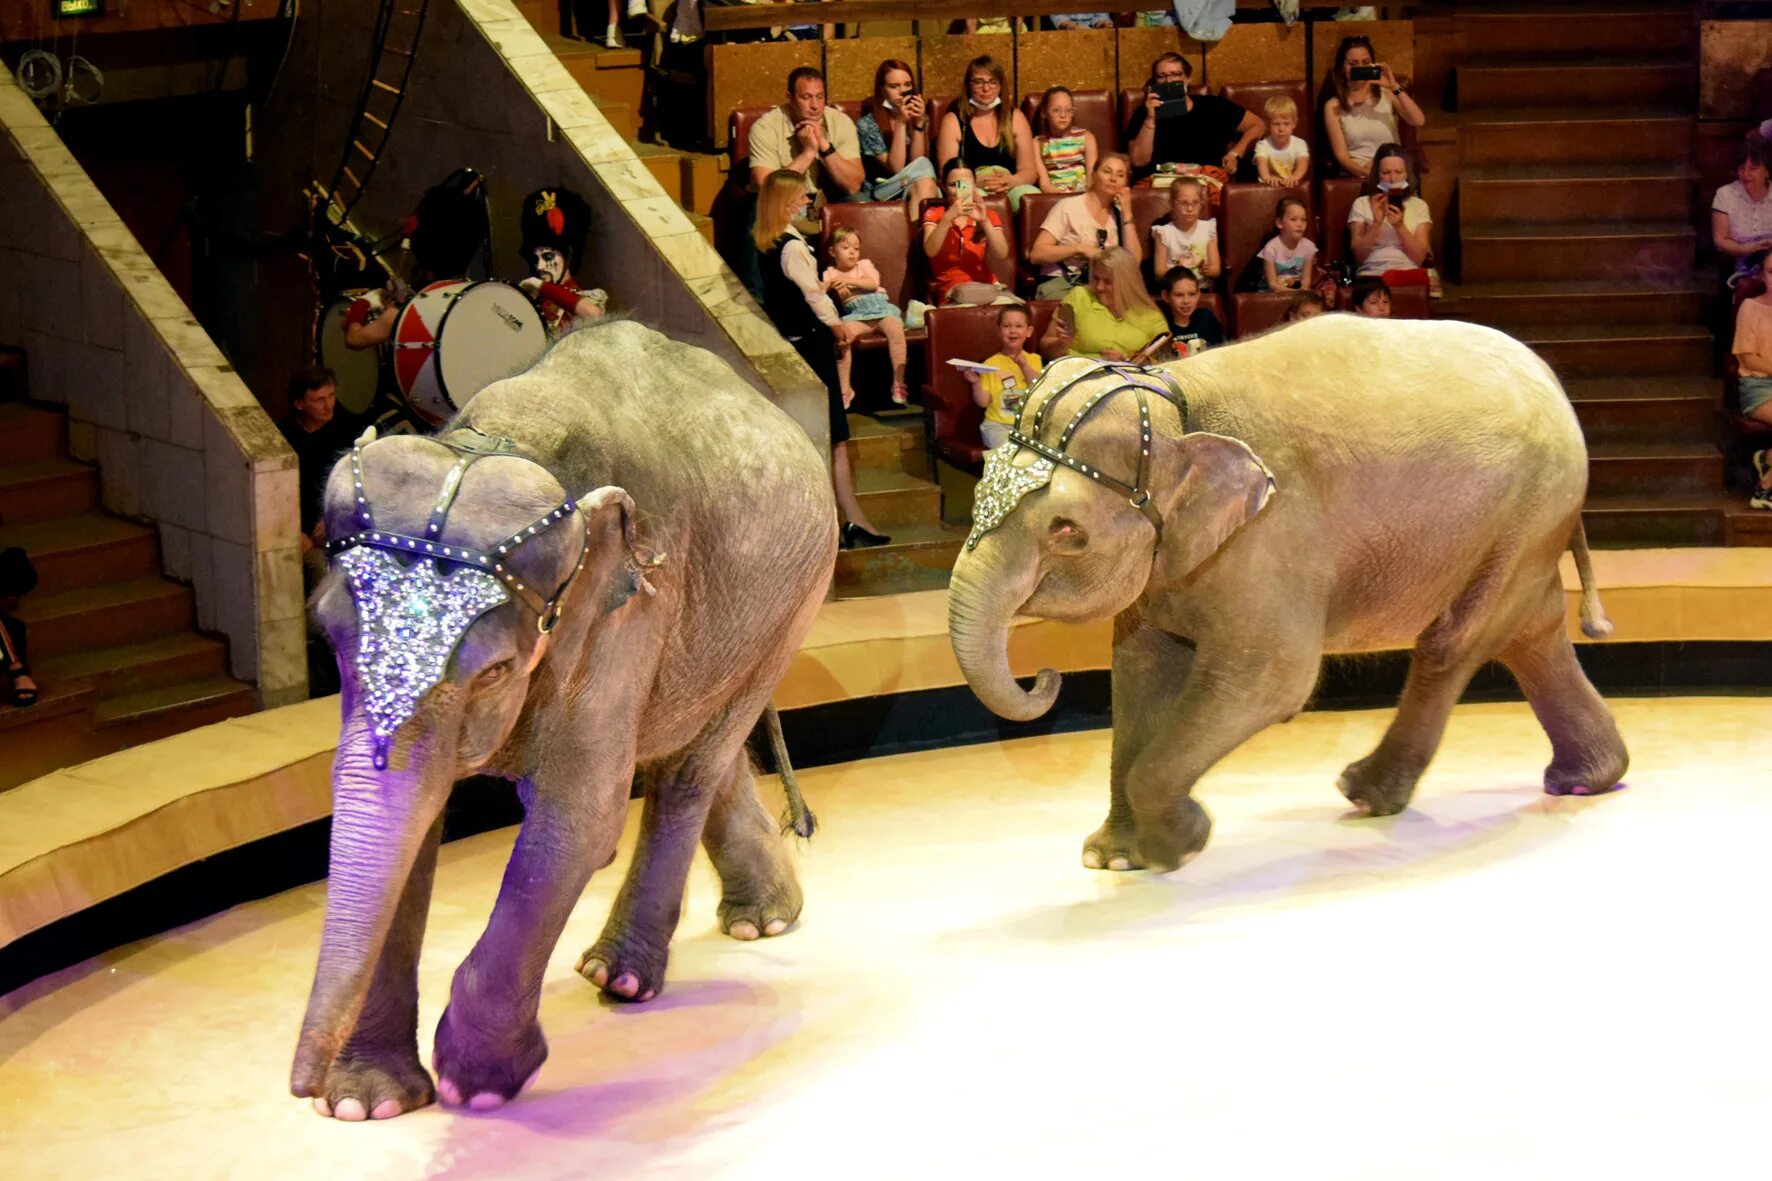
[0,354,254,790]
[1437,3,1762,546]
[839,411,966,598]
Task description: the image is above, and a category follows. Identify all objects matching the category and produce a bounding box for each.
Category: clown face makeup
[532,246,568,284]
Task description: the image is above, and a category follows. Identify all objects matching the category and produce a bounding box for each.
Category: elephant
[948,316,1629,874]
[290,320,837,1120]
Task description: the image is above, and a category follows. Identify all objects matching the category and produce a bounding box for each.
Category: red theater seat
[1334,282,1431,319]
[922,301,1058,473]
[1219,80,1310,145]
[1318,175,1364,269]
[1230,292,1300,338]
[1019,89,1117,157]
[1219,182,1314,289]
[821,202,926,350]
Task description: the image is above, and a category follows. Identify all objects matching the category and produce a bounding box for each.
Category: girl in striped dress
[1034,86,1098,196]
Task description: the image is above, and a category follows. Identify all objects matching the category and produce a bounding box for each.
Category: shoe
[891,382,909,405]
[626,0,647,15]
[841,522,891,549]
[1426,266,1444,299]
[1752,487,1772,510]
[1754,449,1770,487]
[4,662,37,708]
[603,23,624,48]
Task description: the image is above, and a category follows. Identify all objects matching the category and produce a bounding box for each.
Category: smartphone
[1350,64,1383,81]
[1095,228,1109,248]
[1377,181,1411,202]
[1153,80,1191,120]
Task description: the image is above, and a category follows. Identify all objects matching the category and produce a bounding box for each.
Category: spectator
[855,60,940,224]
[748,67,864,206]
[965,16,1026,33]
[1157,267,1226,356]
[1040,246,1169,361]
[1151,177,1221,284]
[1285,291,1330,322]
[1125,52,1263,185]
[752,170,891,550]
[0,541,37,708]
[1029,153,1141,300]
[1255,96,1311,187]
[823,226,910,405]
[936,56,1042,212]
[1259,196,1319,291]
[278,366,369,589]
[1051,12,1114,29]
[1351,278,1392,317]
[1712,134,1772,287]
[1035,86,1098,196]
[1729,249,1772,509]
[965,305,1044,451]
[1322,35,1424,178]
[921,160,1014,306]
[1349,144,1431,284]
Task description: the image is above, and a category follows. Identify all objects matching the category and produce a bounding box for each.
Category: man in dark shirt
[278,365,362,587]
[1125,53,1264,183]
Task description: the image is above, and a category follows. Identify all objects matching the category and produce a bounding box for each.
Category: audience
[1029,153,1140,300]
[1322,35,1425,178]
[1125,53,1263,185]
[1151,176,1221,283]
[855,60,941,223]
[1730,249,1772,510]
[936,55,1042,212]
[278,366,365,589]
[1712,134,1772,288]
[0,540,36,709]
[1041,246,1168,361]
[922,161,1014,305]
[749,67,864,206]
[1157,267,1225,355]
[1285,291,1330,322]
[752,170,891,550]
[824,225,910,405]
[1034,86,1098,196]
[1351,278,1392,317]
[1349,143,1431,284]
[1259,196,1319,291]
[1255,96,1311,187]
[965,305,1044,450]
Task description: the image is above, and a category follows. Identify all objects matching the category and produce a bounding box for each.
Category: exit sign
[54,0,103,16]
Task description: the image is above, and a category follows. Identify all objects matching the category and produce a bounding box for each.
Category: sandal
[890,382,909,405]
[5,663,37,708]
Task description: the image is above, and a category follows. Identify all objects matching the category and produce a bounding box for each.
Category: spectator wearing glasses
[935,55,1042,213]
[1124,52,1263,186]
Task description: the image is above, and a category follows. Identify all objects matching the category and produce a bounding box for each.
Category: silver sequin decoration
[337,548,509,769]
[966,445,1056,550]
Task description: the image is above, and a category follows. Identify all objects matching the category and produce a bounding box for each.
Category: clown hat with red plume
[520,187,591,273]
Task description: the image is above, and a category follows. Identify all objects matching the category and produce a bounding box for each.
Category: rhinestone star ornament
[337,548,510,769]
[966,444,1056,550]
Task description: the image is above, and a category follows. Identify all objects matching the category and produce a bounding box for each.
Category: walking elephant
[948,316,1627,874]
[291,320,837,1119]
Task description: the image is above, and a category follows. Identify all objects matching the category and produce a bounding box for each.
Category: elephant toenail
[729,921,759,941]
[1082,849,1103,869]
[333,1097,367,1121]
[1107,856,1130,871]
[614,973,638,995]
[763,919,787,936]
[312,1097,332,1117]
[371,1098,405,1120]
[520,1068,542,1094]
[468,1092,506,1112]
[437,1078,463,1106]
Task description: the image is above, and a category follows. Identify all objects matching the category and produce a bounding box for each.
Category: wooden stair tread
[1460,161,1699,183]
[0,680,92,732]
[92,676,254,729]
[2,512,155,557]
[1447,103,1690,125]
[1587,441,1720,461]
[1460,220,1694,241]
[1442,276,1708,300]
[1460,54,1692,72]
[844,522,964,553]
[853,467,938,496]
[845,413,919,444]
[1510,322,1711,343]
[13,577,189,626]
[1582,491,1736,513]
[1559,376,1720,403]
[35,633,224,685]
[0,457,92,491]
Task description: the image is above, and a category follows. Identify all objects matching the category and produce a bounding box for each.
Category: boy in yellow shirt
[965,305,1043,450]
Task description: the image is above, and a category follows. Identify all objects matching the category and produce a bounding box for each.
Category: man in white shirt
[748,67,864,205]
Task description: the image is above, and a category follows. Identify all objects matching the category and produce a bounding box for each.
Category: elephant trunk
[290,713,454,1097]
[947,547,1062,722]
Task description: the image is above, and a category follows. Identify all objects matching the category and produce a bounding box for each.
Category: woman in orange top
[921,160,1013,305]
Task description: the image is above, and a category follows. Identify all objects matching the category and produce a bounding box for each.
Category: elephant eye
[479,660,513,684]
[1049,518,1087,552]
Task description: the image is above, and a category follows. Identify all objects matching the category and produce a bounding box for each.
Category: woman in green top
[1039,246,1169,362]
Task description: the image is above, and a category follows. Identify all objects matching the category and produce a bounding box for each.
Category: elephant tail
[762,705,818,839]
[1569,522,1614,640]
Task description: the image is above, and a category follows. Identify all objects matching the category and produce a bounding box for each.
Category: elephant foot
[712,834,804,941]
[575,930,668,1002]
[1544,746,1629,798]
[1081,817,1142,871]
[1337,752,1422,817]
[305,1042,435,1121]
[431,1007,546,1112]
[1133,796,1212,874]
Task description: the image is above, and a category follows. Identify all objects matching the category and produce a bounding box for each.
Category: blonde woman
[1039,246,1169,362]
[935,55,1041,212]
[752,171,891,549]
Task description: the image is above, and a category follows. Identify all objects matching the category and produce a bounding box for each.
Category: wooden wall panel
[1016,29,1115,102]
[1204,22,1306,87]
[1116,26,1205,94]
[920,33,1010,101]
[707,39,824,148]
[1311,20,1414,95]
[826,35,920,102]
[1701,20,1772,121]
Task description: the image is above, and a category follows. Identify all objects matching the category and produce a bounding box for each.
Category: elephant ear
[1154,432,1276,586]
[575,485,662,615]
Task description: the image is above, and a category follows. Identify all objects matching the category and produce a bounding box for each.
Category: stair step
[853,467,943,527]
[1459,108,1691,166]
[681,151,726,218]
[833,523,964,598]
[92,676,256,730]
[1563,375,1719,446]
[1436,276,1708,326]
[35,633,229,698]
[4,512,160,596]
[1459,220,1695,283]
[0,677,91,734]
[847,412,923,474]
[1515,322,1713,378]
[633,142,686,204]
[1724,507,1772,546]
[0,457,98,523]
[1456,57,1694,110]
[1456,8,1695,60]
[1458,162,1697,226]
[1586,441,1724,497]
[1582,492,1730,548]
[0,348,24,401]
[12,576,195,658]
[0,402,65,466]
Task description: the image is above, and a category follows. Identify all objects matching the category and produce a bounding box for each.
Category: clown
[519,187,608,337]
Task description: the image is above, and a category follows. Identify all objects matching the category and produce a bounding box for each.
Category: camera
[1350,64,1383,82]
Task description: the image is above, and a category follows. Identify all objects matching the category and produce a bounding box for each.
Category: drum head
[393,280,469,401]
[319,293,381,416]
[434,282,549,410]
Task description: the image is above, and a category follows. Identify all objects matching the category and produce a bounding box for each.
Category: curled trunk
[947,548,1061,722]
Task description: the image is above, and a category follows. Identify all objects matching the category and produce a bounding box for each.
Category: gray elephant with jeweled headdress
[290,320,836,1120]
[949,316,1628,874]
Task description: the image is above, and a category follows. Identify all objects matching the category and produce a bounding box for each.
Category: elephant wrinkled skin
[291,321,837,1120]
[949,316,1628,874]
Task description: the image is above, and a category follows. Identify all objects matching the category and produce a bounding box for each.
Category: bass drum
[318,291,383,416]
[393,280,547,426]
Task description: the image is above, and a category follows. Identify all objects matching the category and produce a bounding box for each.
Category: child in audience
[1254,97,1311,187]
[1259,196,1319,291]
[1351,278,1392,317]
[965,304,1044,450]
[1034,86,1098,195]
[824,225,910,404]
[1285,291,1329,322]
[1156,267,1226,356]
[1151,177,1221,283]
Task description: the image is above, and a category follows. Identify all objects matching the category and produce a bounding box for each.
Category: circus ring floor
[4,695,1770,1180]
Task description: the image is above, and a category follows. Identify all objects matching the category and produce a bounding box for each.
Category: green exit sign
[54,0,104,16]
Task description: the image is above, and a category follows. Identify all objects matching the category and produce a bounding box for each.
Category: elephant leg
[1498,575,1629,797]
[1083,613,1196,872]
[312,811,445,1121]
[702,751,804,941]
[1336,640,1491,817]
[1125,628,1324,873]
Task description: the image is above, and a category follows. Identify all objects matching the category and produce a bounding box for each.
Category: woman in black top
[934,55,1041,212]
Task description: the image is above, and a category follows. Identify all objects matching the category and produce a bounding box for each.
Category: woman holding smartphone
[855,59,941,226]
[1323,35,1424,178]
[921,160,1014,305]
[1349,143,1432,285]
[1039,247,1168,362]
[1026,153,1141,301]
